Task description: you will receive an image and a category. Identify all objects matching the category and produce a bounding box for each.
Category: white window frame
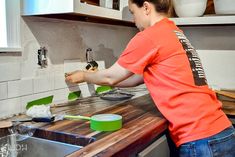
[0,0,7,48]
[0,0,21,52]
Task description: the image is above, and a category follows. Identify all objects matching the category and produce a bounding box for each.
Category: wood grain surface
[215,90,235,99]
[2,91,233,156]
[205,0,215,15]
[221,101,235,116]
[3,94,167,156]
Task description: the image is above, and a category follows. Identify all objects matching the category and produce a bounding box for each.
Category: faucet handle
[86,60,98,71]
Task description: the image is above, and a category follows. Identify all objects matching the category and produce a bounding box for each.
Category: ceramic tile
[0,62,21,82]
[197,50,235,90]
[0,97,21,119]
[0,82,7,100]
[79,83,91,97]
[64,59,86,73]
[8,79,33,98]
[33,75,54,93]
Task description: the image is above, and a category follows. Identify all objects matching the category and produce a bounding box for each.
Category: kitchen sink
[0,127,96,157]
[0,134,82,157]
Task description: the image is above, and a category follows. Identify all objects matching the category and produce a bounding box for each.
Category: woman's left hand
[65,70,85,84]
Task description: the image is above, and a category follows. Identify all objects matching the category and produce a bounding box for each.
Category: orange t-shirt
[117,18,231,147]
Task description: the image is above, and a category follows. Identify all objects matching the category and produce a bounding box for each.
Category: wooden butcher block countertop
[215,90,235,116]
[25,94,168,157]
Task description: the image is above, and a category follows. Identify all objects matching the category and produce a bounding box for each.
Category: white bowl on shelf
[214,0,235,14]
[173,0,208,17]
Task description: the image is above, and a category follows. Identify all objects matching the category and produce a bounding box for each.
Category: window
[0,0,21,52]
[0,0,7,47]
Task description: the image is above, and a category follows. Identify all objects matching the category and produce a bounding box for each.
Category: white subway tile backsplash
[52,88,68,104]
[8,79,33,98]
[0,97,21,119]
[64,59,86,73]
[0,62,21,82]
[33,75,54,93]
[67,85,81,93]
[8,81,20,98]
[54,74,68,89]
[21,79,34,95]
[197,50,235,90]
[97,61,106,70]
[52,64,64,73]
[79,83,91,97]
[0,82,7,100]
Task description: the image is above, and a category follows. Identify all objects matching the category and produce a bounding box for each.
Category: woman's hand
[65,70,85,84]
[64,62,133,86]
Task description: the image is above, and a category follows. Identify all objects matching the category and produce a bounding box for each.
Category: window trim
[0,0,7,48]
[0,0,21,52]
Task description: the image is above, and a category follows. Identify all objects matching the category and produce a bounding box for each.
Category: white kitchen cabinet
[138,135,170,157]
[21,0,133,26]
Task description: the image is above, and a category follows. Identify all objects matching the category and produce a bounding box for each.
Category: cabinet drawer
[138,135,170,157]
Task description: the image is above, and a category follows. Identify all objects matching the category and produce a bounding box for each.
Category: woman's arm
[65,62,140,87]
[114,74,144,87]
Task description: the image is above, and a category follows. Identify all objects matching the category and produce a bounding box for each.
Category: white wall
[0,17,137,119]
[181,26,235,90]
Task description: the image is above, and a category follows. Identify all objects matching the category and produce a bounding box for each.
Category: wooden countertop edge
[68,117,168,157]
[221,101,235,116]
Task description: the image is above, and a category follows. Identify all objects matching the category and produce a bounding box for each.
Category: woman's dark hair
[130,0,172,14]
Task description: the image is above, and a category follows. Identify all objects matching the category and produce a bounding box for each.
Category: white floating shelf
[170,15,235,26]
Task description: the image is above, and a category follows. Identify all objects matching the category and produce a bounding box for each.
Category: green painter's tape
[26,95,54,110]
[68,91,81,101]
[90,114,122,131]
[95,86,113,94]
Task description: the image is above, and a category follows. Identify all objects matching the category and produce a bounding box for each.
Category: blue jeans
[179,126,235,157]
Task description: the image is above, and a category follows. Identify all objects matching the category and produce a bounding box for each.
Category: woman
[66,0,235,156]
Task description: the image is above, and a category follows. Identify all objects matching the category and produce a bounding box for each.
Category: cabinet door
[138,135,170,157]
